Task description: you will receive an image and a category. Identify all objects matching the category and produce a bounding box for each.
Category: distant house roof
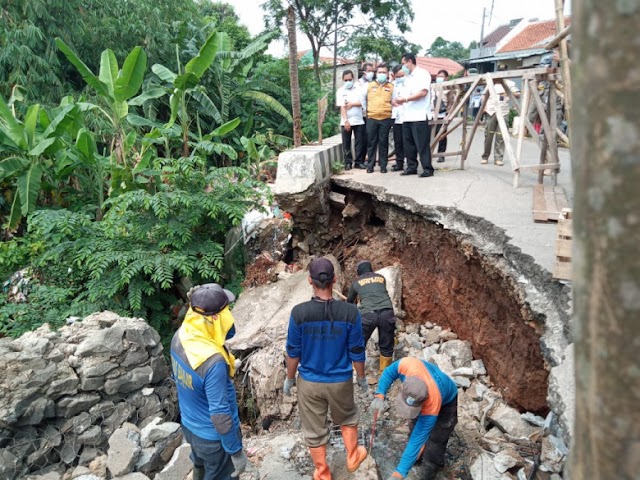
[297,50,355,66]
[498,18,571,54]
[416,57,464,78]
[482,22,519,48]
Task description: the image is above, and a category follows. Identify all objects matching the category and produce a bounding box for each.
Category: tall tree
[342,29,420,63]
[569,0,640,478]
[426,37,470,62]
[287,7,302,147]
[197,2,252,51]
[263,0,413,82]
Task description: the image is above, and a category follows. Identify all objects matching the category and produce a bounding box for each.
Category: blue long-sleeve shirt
[287,298,365,383]
[376,358,458,477]
[170,332,242,454]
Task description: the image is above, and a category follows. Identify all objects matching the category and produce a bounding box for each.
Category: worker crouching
[170,284,248,480]
[285,257,370,479]
[371,357,458,479]
[347,260,397,373]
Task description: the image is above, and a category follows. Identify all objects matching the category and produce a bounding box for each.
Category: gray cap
[395,376,429,419]
[190,283,236,316]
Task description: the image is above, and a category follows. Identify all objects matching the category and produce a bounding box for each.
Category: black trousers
[402,120,433,174]
[361,308,396,357]
[183,425,236,480]
[393,123,405,168]
[341,124,366,166]
[409,396,458,467]
[435,123,447,156]
[366,118,393,170]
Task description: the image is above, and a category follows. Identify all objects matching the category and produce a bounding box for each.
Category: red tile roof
[498,18,571,53]
[416,57,464,78]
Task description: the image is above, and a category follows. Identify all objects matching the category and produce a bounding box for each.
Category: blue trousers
[183,426,236,480]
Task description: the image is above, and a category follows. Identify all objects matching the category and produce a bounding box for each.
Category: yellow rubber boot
[379,355,393,374]
[340,425,368,472]
[309,445,332,480]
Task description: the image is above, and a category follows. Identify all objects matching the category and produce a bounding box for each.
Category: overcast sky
[222,0,571,57]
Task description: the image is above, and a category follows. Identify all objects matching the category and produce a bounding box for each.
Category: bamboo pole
[555,0,572,127]
[484,76,519,176]
[515,79,531,176]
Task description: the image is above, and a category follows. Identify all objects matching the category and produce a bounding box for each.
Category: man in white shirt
[482,80,519,166]
[337,70,366,170]
[393,53,434,178]
[391,64,406,171]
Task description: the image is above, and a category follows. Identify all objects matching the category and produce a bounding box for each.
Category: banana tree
[55,39,151,191]
[0,95,81,228]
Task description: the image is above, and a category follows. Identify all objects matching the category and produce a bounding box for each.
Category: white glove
[231,450,248,477]
[357,376,369,393]
[283,377,295,395]
[371,396,385,419]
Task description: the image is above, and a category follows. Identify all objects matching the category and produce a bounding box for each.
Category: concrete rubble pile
[0,312,179,480]
[228,261,567,479]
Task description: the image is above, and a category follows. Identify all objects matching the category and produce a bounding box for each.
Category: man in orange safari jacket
[371,357,458,479]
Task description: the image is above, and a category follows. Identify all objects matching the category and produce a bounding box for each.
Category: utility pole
[478,7,486,58]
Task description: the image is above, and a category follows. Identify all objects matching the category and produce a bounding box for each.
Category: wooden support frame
[428,68,566,188]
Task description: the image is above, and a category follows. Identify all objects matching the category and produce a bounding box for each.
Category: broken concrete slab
[470,452,505,480]
[487,402,539,439]
[155,443,193,480]
[376,266,404,318]
[440,340,473,369]
[493,448,523,473]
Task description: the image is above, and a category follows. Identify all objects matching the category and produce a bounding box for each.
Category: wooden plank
[544,25,571,50]
[516,79,530,172]
[557,219,573,237]
[462,91,489,161]
[436,67,555,88]
[553,261,572,281]
[555,239,572,258]
[520,163,561,170]
[533,185,548,222]
[431,119,464,149]
[499,79,542,149]
[484,75,519,175]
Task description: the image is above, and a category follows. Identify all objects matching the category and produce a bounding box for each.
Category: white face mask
[344,80,354,89]
[395,77,405,85]
[365,71,374,81]
[436,77,445,83]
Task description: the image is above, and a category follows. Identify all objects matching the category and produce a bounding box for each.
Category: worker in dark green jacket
[346,260,396,372]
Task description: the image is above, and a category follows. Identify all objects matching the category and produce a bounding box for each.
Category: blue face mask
[344,80,354,89]
[377,73,387,83]
[402,65,411,75]
[395,77,404,85]
[436,77,445,83]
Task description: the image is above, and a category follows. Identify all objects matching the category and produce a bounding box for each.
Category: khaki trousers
[297,377,359,447]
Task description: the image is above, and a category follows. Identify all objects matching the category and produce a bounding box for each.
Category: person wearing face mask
[391,65,407,171]
[337,70,366,170]
[433,70,454,163]
[171,284,248,480]
[362,64,395,173]
[359,62,375,154]
[393,53,434,178]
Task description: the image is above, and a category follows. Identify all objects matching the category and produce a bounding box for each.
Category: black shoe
[355,163,367,169]
[400,170,417,176]
[421,461,440,480]
[419,171,434,178]
[345,164,352,170]
[391,165,403,171]
[366,168,374,173]
[381,168,387,173]
[437,157,445,163]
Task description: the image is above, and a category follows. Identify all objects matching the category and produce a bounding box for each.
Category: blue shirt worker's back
[286,298,366,382]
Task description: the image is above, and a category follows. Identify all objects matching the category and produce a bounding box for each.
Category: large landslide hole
[327,187,549,414]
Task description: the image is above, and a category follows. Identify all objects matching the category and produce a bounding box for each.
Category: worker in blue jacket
[285,257,370,480]
[371,357,458,479]
[171,283,248,480]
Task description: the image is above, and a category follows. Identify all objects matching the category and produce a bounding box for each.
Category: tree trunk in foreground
[287,6,302,148]
[569,1,640,479]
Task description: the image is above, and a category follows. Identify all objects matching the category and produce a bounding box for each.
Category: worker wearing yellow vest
[363,64,394,173]
[170,284,248,480]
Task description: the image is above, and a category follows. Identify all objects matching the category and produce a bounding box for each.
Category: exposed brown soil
[333,193,549,414]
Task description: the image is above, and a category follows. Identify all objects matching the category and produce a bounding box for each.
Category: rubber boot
[340,425,367,472]
[309,445,332,480]
[379,355,393,374]
[192,466,205,480]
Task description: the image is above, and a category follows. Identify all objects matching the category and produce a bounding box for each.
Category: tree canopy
[426,36,471,62]
[262,0,414,80]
